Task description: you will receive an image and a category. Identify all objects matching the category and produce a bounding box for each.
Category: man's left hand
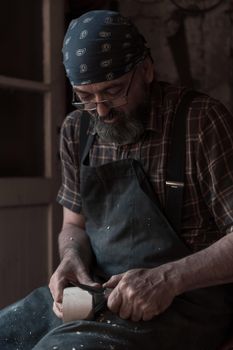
[103,266,177,322]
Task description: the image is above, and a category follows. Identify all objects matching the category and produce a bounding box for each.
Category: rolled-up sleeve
[196,100,233,234]
[57,111,82,213]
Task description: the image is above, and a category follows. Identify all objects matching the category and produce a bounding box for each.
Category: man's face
[73,63,152,145]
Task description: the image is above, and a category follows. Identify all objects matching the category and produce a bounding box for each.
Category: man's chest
[89,130,172,207]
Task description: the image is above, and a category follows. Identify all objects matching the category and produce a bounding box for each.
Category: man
[1,9,233,350]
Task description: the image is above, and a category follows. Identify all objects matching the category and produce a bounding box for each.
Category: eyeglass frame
[71,65,138,111]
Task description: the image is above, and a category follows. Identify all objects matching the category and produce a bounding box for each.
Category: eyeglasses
[72,66,137,111]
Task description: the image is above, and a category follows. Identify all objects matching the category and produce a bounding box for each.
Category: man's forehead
[73,71,130,93]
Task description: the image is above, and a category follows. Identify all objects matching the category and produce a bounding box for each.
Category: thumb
[103,273,123,288]
[75,266,101,287]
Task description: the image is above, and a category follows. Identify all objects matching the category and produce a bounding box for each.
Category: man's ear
[142,56,154,84]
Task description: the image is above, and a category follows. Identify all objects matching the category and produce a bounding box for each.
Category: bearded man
[1,10,233,350]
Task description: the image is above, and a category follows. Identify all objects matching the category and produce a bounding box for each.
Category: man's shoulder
[158,81,186,98]
[60,109,83,140]
[159,81,222,112]
[64,109,83,126]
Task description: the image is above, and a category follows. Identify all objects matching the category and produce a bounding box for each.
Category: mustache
[90,109,123,123]
[90,107,146,145]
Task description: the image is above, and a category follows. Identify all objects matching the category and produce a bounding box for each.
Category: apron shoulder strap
[79,111,91,163]
[78,90,201,234]
[165,90,202,233]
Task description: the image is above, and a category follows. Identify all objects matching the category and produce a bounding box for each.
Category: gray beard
[91,103,149,145]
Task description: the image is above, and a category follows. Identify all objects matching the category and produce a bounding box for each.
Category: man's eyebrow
[74,89,91,95]
[102,83,123,92]
[75,82,123,94]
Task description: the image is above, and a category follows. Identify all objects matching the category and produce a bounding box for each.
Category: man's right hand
[49,251,100,318]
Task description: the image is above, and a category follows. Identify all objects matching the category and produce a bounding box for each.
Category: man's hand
[49,209,100,318]
[49,251,100,318]
[103,266,177,322]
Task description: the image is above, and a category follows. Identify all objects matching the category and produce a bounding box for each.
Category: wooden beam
[0,75,50,92]
[0,178,53,207]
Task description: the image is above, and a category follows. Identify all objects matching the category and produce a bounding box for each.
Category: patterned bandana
[62,10,149,86]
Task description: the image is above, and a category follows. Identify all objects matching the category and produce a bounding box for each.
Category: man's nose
[96,100,111,118]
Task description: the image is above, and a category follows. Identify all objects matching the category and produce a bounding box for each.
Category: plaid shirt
[57,82,233,252]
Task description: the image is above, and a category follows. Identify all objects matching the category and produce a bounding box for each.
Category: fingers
[105,273,135,319]
[103,273,123,288]
[106,273,136,319]
[52,301,63,319]
[142,309,156,321]
[49,271,66,305]
[104,274,124,315]
[76,267,101,287]
[116,296,154,321]
[118,297,132,320]
[109,285,147,321]
[49,257,103,319]
[108,289,145,321]
[131,307,143,322]
[129,300,144,322]
[107,287,123,314]
[105,269,174,322]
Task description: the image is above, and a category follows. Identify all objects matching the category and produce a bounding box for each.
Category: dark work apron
[29,144,233,349]
[76,137,233,350]
[1,92,233,350]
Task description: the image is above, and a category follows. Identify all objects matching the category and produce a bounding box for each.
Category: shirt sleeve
[196,99,233,234]
[57,111,82,213]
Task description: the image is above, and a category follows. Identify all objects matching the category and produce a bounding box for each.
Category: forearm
[105,232,233,321]
[170,232,233,295]
[50,222,98,317]
[58,223,94,267]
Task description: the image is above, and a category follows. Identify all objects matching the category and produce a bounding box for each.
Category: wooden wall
[118,0,233,113]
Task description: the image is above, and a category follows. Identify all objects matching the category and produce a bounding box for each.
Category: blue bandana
[62,10,149,86]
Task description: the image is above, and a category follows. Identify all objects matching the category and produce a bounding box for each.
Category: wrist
[168,261,187,295]
[59,232,83,260]
[164,256,203,296]
[154,261,187,296]
[61,247,78,260]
